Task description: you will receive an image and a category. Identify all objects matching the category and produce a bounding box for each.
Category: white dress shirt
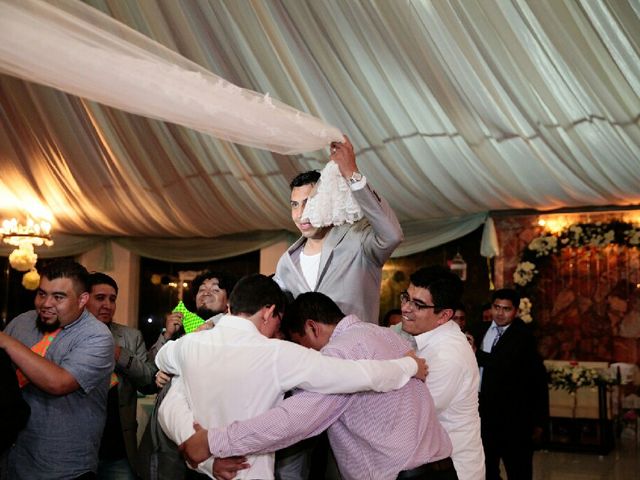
[414,321,485,480]
[155,314,417,479]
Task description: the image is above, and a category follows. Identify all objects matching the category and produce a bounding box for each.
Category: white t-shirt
[299,250,321,289]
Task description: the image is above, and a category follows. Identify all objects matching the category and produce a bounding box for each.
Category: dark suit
[474,319,548,480]
[108,322,157,469]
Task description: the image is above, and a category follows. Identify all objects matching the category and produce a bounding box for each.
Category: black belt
[397,457,455,479]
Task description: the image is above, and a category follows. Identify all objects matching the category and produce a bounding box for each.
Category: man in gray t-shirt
[0,260,114,480]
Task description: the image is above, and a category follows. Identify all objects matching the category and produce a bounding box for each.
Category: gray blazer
[274,182,403,323]
[110,322,157,468]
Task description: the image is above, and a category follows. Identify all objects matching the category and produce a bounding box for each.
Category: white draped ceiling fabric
[0,0,639,262]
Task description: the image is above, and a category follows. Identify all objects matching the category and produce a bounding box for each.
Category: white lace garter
[302,161,363,227]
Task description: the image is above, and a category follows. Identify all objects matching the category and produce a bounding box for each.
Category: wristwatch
[348,171,363,184]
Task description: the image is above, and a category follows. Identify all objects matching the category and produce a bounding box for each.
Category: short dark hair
[289,170,320,189]
[88,272,118,295]
[492,288,520,308]
[281,292,344,338]
[229,274,286,317]
[409,266,463,313]
[381,308,402,327]
[452,301,466,312]
[191,271,237,298]
[40,260,90,294]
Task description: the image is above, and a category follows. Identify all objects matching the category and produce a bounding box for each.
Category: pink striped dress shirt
[209,315,452,480]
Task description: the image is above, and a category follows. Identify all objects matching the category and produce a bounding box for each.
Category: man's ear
[78,291,90,309]
[304,319,319,339]
[262,304,277,323]
[437,308,454,326]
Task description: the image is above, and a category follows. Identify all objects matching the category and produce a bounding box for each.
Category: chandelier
[1,216,54,290]
[1,217,54,247]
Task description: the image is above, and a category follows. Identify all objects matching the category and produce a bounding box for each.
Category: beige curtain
[0,0,638,261]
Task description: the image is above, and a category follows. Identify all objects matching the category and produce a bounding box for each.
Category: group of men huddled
[0,137,548,480]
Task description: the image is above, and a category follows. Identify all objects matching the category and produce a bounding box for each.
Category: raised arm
[331,136,403,265]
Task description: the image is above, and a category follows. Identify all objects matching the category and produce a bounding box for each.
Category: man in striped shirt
[181,292,456,480]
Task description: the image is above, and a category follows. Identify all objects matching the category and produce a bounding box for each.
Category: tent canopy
[0,0,638,260]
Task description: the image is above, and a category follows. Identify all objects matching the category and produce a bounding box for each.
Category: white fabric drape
[0,0,638,261]
[0,0,341,155]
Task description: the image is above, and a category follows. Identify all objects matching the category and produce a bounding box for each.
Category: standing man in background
[473,289,548,480]
[86,272,156,479]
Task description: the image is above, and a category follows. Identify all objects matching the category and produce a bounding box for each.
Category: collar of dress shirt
[489,320,511,333]
[414,320,458,352]
[215,314,261,334]
[325,314,360,346]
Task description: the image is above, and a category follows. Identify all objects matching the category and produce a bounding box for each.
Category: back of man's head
[492,288,520,308]
[281,292,344,338]
[87,272,118,294]
[229,274,286,317]
[40,260,90,295]
[410,265,463,313]
[191,270,237,297]
[289,170,320,190]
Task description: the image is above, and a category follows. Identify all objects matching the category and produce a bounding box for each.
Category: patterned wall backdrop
[494,212,640,365]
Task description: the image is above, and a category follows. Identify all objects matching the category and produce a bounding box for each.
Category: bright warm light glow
[537,215,572,234]
[1,217,54,247]
[622,213,640,226]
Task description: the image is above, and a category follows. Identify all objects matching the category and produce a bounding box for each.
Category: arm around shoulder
[276,341,417,395]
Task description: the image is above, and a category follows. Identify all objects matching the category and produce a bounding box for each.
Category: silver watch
[348,171,363,184]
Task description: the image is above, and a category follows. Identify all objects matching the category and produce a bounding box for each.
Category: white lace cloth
[302,161,363,227]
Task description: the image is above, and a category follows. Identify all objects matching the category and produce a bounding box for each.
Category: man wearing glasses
[392,266,485,480]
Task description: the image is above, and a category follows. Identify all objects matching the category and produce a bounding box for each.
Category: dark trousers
[482,426,533,480]
[396,458,458,480]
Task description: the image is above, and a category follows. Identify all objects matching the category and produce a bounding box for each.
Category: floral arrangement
[547,362,615,394]
[512,220,639,322]
[518,297,532,323]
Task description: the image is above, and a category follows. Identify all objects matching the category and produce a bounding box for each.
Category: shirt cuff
[348,175,367,191]
[208,427,229,458]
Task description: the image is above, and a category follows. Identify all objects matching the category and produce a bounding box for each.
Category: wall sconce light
[448,252,467,281]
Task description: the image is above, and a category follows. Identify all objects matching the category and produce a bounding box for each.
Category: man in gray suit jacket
[273,136,403,479]
[87,272,157,479]
[274,135,403,325]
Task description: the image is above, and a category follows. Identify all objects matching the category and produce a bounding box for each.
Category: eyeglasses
[399,291,439,311]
